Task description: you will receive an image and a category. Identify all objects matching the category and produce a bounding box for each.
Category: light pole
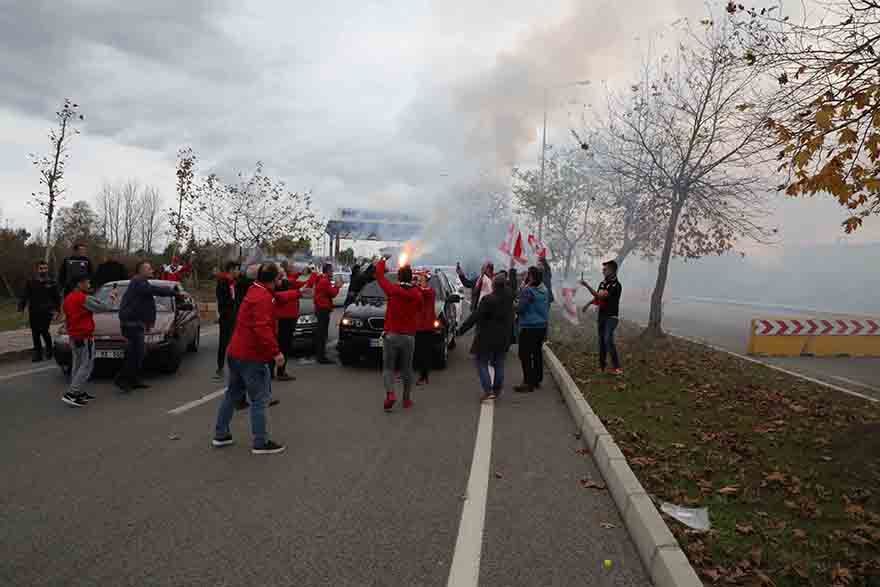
[538,80,591,241]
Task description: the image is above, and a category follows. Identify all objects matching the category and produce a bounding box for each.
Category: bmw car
[337,271,461,368]
[53,280,201,376]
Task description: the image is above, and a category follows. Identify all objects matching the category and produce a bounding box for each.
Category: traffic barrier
[747,317,880,357]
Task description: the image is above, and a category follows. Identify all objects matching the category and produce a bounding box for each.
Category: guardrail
[748,317,880,357]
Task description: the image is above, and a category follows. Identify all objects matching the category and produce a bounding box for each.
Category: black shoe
[62,393,88,407]
[212,435,234,448]
[131,381,151,390]
[81,392,96,402]
[269,398,280,407]
[252,440,286,455]
[276,373,294,382]
[114,379,132,393]
[514,384,535,393]
[317,358,335,365]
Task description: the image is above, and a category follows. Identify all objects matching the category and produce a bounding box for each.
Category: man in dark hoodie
[114,261,181,392]
[19,261,62,362]
[457,273,514,402]
[58,243,94,294]
[214,261,241,380]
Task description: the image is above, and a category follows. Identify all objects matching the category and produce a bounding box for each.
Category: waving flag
[561,284,580,325]
[499,223,516,256]
[512,232,528,265]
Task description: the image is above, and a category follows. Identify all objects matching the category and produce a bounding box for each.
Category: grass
[0,298,27,332]
[549,315,880,586]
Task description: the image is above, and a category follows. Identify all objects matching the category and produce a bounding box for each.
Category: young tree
[29,99,83,262]
[169,147,197,253]
[729,0,880,232]
[139,186,163,254]
[197,161,320,255]
[336,247,356,267]
[119,180,142,253]
[610,22,775,335]
[96,182,121,250]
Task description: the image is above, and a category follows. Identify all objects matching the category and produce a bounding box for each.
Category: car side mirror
[177,301,194,312]
[447,294,461,304]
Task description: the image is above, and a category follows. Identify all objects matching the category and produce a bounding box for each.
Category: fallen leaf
[749,545,763,566]
[792,528,807,540]
[579,478,607,490]
[168,434,180,440]
[764,471,785,484]
[717,486,739,496]
[831,564,853,586]
[736,523,754,535]
[600,522,617,529]
[494,472,503,479]
[575,447,591,455]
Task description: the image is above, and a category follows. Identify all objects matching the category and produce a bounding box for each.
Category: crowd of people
[17,242,624,455]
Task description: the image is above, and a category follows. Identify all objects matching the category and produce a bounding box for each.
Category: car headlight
[145,334,164,344]
[297,315,318,325]
[340,317,363,328]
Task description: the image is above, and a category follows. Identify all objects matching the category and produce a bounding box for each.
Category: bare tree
[608,22,776,335]
[139,186,163,254]
[29,99,83,262]
[96,183,121,249]
[169,147,197,254]
[119,180,142,253]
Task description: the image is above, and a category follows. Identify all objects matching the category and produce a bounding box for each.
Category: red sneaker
[609,368,624,376]
[384,392,397,412]
[403,399,414,409]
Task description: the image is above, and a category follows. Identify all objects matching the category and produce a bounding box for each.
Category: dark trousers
[29,313,52,356]
[278,318,296,372]
[598,315,621,369]
[518,327,546,387]
[413,331,433,380]
[314,309,331,360]
[118,323,146,384]
[217,314,235,371]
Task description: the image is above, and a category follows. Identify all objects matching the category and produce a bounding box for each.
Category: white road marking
[828,374,880,394]
[0,365,56,382]
[168,388,227,415]
[660,326,879,404]
[447,401,494,587]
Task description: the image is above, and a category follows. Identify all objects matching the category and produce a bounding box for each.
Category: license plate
[95,350,125,359]
[370,338,384,348]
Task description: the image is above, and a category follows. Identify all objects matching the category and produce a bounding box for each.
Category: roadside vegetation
[550,316,880,586]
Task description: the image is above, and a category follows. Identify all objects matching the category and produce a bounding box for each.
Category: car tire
[187,327,200,353]
[434,330,449,369]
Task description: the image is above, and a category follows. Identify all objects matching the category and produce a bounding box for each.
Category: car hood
[61,312,175,336]
[343,299,443,319]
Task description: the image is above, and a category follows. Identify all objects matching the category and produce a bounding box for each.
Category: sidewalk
[0,326,53,363]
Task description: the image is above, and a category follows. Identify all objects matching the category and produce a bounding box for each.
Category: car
[53,280,201,376]
[430,267,466,324]
[336,272,461,368]
[333,272,351,307]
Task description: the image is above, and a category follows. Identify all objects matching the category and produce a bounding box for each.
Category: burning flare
[398,240,422,268]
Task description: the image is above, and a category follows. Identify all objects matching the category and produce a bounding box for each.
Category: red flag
[512,232,528,265]
[499,223,516,256]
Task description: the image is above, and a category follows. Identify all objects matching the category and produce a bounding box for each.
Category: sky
[1,0,878,259]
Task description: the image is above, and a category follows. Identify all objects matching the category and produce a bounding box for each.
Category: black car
[337,271,461,368]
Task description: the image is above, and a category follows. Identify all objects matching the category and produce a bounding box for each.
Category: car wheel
[434,330,449,369]
[187,326,200,353]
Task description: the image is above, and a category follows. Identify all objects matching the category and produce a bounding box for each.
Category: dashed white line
[168,388,227,415]
[447,401,494,587]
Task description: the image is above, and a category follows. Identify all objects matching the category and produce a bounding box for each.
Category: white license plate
[95,350,125,359]
[370,338,384,348]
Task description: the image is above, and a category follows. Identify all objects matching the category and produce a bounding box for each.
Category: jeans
[383,333,415,400]
[413,331,433,380]
[29,312,52,356]
[118,323,146,384]
[476,352,506,393]
[277,318,296,372]
[314,309,331,360]
[518,327,546,387]
[598,315,620,369]
[214,357,272,448]
[69,339,95,396]
[217,315,235,371]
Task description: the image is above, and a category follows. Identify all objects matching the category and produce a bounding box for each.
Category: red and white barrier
[753,319,880,337]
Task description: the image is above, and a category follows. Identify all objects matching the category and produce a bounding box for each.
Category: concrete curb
[543,344,702,587]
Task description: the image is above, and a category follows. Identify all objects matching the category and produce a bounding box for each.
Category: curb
[543,344,702,587]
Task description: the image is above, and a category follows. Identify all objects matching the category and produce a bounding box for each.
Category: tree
[729,0,880,232]
[196,161,320,254]
[139,186,163,254]
[54,201,102,250]
[271,236,311,256]
[608,21,775,335]
[336,247,356,267]
[119,180,142,253]
[96,183,121,250]
[0,225,33,297]
[169,147,197,253]
[29,99,83,262]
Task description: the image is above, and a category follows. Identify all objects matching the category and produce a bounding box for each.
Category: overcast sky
[1,0,877,255]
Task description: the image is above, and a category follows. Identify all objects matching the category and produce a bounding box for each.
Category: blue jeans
[598,315,620,369]
[214,357,272,448]
[475,352,506,394]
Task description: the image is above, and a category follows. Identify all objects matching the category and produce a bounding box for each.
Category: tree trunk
[0,272,15,298]
[646,200,683,336]
[614,237,638,269]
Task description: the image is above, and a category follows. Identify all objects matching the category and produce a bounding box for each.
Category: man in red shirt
[375,257,423,411]
[213,263,286,455]
[273,268,308,380]
[312,263,341,365]
[61,275,110,407]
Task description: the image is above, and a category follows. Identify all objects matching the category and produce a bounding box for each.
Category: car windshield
[357,274,444,301]
[95,283,174,312]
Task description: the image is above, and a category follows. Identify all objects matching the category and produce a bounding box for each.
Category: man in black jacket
[58,243,93,294]
[114,261,181,392]
[19,261,61,362]
[214,261,241,380]
[457,274,514,402]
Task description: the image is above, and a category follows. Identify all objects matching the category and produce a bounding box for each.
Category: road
[0,312,649,586]
[624,296,880,400]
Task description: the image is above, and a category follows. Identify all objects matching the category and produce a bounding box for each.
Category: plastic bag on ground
[659,501,711,532]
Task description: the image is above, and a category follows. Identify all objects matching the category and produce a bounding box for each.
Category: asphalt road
[624,296,880,399]
[0,314,650,586]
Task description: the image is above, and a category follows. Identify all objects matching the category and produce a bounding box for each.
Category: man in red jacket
[375,257,423,411]
[312,263,341,365]
[274,269,308,381]
[213,263,286,455]
[413,272,436,386]
[61,275,110,407]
